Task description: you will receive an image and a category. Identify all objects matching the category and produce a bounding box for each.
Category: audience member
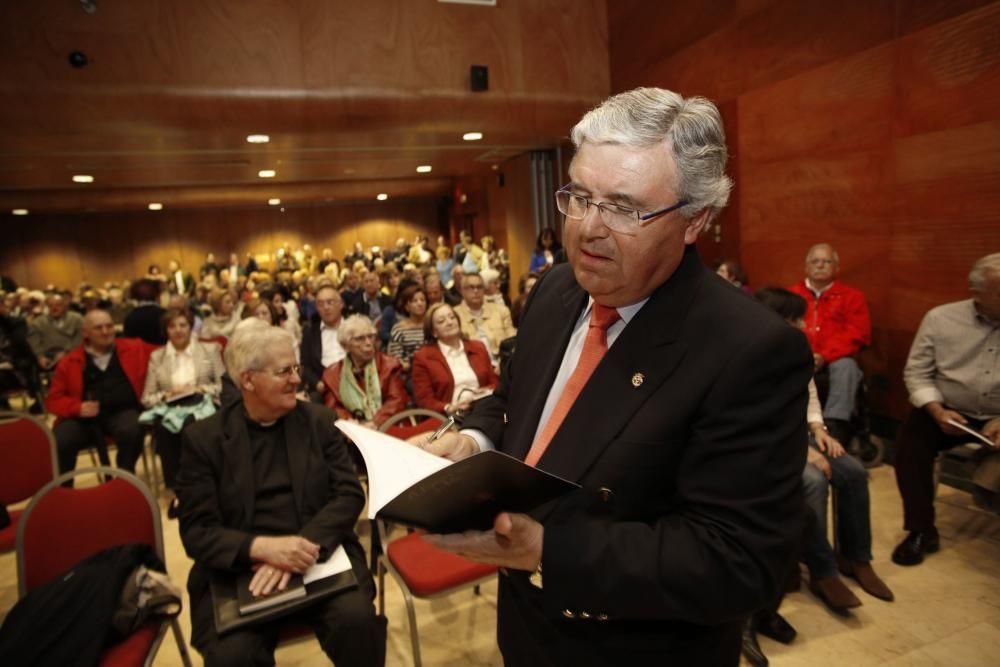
[27,292,84,371]
[140,308,224,518]
[176,324,385,666]
[199,253,219,281]
[435,245,455,287]
[167,259,196,296]
[788,243,871,446]
[444,265,463,306]
[453,272,516,365]
[715,258,751,293]
[322,315,406,428]
[511,272,539,328]
[411,302,497,416]
[387,285,427,372]
[200,289,240,339]
[47,309,155,478]
[301,284,346,402]
[350,272,391,324]
[891,252,1000,566]
[243,297,281,326]
[168,293,204,336]
[424,273,445,306]
[529,228,563,274]
[0,296,44,413]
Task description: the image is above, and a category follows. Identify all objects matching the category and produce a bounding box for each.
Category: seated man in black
[177,324,384,667]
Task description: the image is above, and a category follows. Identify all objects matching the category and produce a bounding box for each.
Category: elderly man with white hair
[891,252,1000,566]
[177,324,384,667]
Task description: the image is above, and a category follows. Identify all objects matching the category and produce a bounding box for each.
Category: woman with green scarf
[321,314,408,427]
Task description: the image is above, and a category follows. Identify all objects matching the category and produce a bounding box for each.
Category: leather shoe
[838,558,894,601]
[741,620,768,667]
[891,529,939,566]
[809,576,862,616]
[755,610,797,645]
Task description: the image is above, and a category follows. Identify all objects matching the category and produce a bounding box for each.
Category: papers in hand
[946,419,996,448]
[335,420,579,533]
[235,544,354,615]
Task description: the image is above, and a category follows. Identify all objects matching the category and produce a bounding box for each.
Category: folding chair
[0,411,58,552]
[16,467,193,667]
[375,409,496,667]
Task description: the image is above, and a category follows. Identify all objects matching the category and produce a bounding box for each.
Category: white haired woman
[321,315,408,427]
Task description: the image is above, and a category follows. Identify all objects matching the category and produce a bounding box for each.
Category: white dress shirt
[321,321,346,368]
[166,342,196,391]
[438,340,480,405]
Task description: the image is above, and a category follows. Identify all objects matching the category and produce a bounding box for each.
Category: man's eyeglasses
[350,333,377,343]
[256,364,302,379]
[808,258,836,266]
[555,185,688,235]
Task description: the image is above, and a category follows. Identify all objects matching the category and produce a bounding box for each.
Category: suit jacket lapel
[534,247,704,484]
[221,403,257,528]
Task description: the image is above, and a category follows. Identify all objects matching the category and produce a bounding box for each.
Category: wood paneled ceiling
[0,0,609,215]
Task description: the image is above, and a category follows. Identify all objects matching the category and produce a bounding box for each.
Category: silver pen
[428,416,456,442]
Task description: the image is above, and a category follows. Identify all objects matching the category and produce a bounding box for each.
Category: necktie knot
[590,303,620,331]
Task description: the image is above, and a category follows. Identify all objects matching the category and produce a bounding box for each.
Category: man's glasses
[555,185,688,235]
[256,364,302,379]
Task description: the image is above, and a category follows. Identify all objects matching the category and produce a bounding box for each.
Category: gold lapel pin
[631,372,644,388]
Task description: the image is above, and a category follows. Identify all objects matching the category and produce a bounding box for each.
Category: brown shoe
[840,560,894,602]
[809,576,862,616]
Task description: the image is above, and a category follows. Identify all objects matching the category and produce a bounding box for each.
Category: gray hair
[969,252,1000,290]
[480,268,500,286]
[806,243,840,264]
[224,321,295,377]
[570,87,733,224]
[338,314,375,347]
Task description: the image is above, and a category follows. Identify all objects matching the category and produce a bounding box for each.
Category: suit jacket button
[579,611,591,620]
[598,487,613,502]
[597,613,609,621]
[562,609,576,619]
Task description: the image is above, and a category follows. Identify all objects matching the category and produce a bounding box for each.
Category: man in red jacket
[47,309,156,478]
[788,243,871,444]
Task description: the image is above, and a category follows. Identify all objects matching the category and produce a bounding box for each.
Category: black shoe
[891,529,939,566]
[756,611,797,645]
[166,497,180,520]
[741,621,768,667]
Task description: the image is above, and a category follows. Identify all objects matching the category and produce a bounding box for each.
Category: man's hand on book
[983,418,1000,447]
[249,535,320,573]
[424,512,542,572]
[927,402,969,436]
[411,431,479,461]
[248,563,292,598]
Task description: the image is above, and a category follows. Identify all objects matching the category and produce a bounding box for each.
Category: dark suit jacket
[123,304,167,345]
[300,321,332,391]
[176,400,368,645]
[461,246,813,666]
[410,340,497,414]
[348,292,391,320]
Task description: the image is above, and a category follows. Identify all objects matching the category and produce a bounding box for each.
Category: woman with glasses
[321,314,408,427]
[140,307,225,518]
[411,302,497,417]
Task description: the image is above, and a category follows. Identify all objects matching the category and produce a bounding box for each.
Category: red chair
[16,467,193,667]
[0,411,58,552]
[375,409,496,667]
[199,335,228,352]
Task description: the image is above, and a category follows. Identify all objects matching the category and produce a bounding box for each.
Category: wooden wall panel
[609,0,1000,422]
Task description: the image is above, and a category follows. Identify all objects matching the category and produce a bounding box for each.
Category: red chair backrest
[19,475,158,594]
[0,414,56,506]
[200,335,228,352]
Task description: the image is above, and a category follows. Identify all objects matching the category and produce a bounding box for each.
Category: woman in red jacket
[411,302,497,416]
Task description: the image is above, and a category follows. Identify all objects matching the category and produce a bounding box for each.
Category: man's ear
[240,371,254,391]
[684,209,712,244]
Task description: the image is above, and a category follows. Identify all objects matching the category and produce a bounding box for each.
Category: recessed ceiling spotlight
[246,134,270,144]
[491,164,499,170]
[376,193,388,201]
[72,174,94,183]
[268,198,281,206]
[258,169,276,178]
[12,208,28,216]
[416,165,432,173]
[148,203,163,211]
[463,132,483,141]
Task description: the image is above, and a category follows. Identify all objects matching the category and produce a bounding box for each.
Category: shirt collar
[805,278,835,297]
[438,339,464,358]
[320,319,341,332]
[582,296,647,325]
[166,341,192,359]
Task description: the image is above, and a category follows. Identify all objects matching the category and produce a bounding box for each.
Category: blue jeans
[822,357,863,422]
[801,447,872,578]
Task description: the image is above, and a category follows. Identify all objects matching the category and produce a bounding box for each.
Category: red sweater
[321,352,408,427]
[46,339,156,418]
[410,340,497,414]
[787,280,871,363]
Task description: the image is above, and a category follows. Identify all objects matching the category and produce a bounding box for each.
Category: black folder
[378,450,579,533]
[210,566,357,635]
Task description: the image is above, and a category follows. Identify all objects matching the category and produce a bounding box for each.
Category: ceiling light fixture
[416,165,432,173]
[12,208,28,216]
[258,169,276,178]
[72,174,94,183]
[463,132,483,141]
[246,134,270,144]
[376,193,388,201]
[148,203,163,211]
[268,198,281,205]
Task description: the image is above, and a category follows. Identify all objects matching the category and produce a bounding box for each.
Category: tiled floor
[1,459,998,666]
